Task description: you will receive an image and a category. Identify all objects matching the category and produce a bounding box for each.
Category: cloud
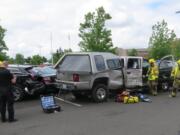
[0,0,180,58]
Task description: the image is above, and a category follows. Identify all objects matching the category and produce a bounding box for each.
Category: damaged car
[158,55,176,91]
[8,65,58,101]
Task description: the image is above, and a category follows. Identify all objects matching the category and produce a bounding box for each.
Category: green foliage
[149,20,176,59]
[0,25,7,51]
[128,49,138,56]
[25,57,32,64]
[79,7,116,53]
[14,55,47,65]
[30,55,45,65]
[15,53,25,64]
[171,39,180,59]
[0,52,9,61]
[0,24,8,61]
[42,56,47,63]
[53,48,72,64]
[8,57,15,64]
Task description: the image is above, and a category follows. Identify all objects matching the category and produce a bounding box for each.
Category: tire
[72,93,84,99]
[161,82,169,92]
[92,84,108,103]
[72,92,90,99]
[12,86,25,101]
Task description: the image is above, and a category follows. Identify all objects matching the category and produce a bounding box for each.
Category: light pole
[50,32,54,65]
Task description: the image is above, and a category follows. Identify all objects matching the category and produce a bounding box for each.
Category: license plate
[62,84,67,89]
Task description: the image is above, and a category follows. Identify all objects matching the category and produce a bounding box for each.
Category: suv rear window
[59,55,91,72]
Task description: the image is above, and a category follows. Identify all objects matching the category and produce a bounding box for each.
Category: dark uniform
[0,66,14,122]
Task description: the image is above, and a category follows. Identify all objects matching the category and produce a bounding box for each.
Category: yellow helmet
[149,59,155,63]
[177,59,180,65]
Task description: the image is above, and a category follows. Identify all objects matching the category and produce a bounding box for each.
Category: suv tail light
[73,74,79,82]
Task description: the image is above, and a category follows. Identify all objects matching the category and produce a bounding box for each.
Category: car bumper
[56,80,90,91]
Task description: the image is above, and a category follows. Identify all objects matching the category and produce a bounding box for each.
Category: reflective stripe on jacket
[148,65,159,81]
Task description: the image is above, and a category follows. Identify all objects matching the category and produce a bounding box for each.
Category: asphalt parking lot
[1,93,180,135]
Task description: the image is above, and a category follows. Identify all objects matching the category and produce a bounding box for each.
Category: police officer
[147,59,159,96]
[170,60,180,97]
[0,61,17,123]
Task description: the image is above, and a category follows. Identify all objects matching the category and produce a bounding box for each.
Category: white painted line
[55,97,82,107]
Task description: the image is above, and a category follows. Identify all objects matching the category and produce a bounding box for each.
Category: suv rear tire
[92,84,108,102]
[13,85,25,101]
[72,93,84,99]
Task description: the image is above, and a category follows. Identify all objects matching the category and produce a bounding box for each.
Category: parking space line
[55,97,82,107]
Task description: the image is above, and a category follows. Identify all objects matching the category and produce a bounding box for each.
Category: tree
[0,52,9,61]
[171,39,180,59]
[128,49,138,56]
[0,24,8,61]
[25,56,32,64]
[149,20,176,59]
[15,53,25,64]
[8,57,15,64]
[0,24,7,51]
[42,56,47,63]
[52,48,72,64]
[30,55,44,65]
[79,7,116,53]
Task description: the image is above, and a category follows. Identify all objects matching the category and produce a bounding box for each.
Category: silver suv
[55,52,123,102]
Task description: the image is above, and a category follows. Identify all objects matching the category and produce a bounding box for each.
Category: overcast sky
[0,0,180,58]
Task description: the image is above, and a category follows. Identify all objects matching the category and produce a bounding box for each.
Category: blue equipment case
[40,95,61,113]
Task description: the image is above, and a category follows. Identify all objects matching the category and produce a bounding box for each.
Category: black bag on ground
[40,95,61,113]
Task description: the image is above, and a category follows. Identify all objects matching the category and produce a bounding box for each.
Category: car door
[159,55,175,69]
[107,59,124,90]
[159,55,175,77]
[158,55,175,90]
[125,57,143,88]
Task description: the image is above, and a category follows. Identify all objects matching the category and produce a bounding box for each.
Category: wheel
[161,82,169,92]
[72,92,85,99]
[12,86,25,101]
[72,93,82,99]
[92,84,108,102]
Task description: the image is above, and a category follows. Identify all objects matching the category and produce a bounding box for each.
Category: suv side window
[94,55,106,71]
[107,59,121,69]
[127,58,141,69]
[143,59,149,68]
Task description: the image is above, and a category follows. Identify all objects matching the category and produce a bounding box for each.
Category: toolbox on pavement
[40,95,61,113]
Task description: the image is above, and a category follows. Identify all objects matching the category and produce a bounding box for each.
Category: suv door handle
[127,71,131,74]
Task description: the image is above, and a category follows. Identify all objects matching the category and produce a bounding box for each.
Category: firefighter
[170,60,180,97]
[147,59,159,96]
